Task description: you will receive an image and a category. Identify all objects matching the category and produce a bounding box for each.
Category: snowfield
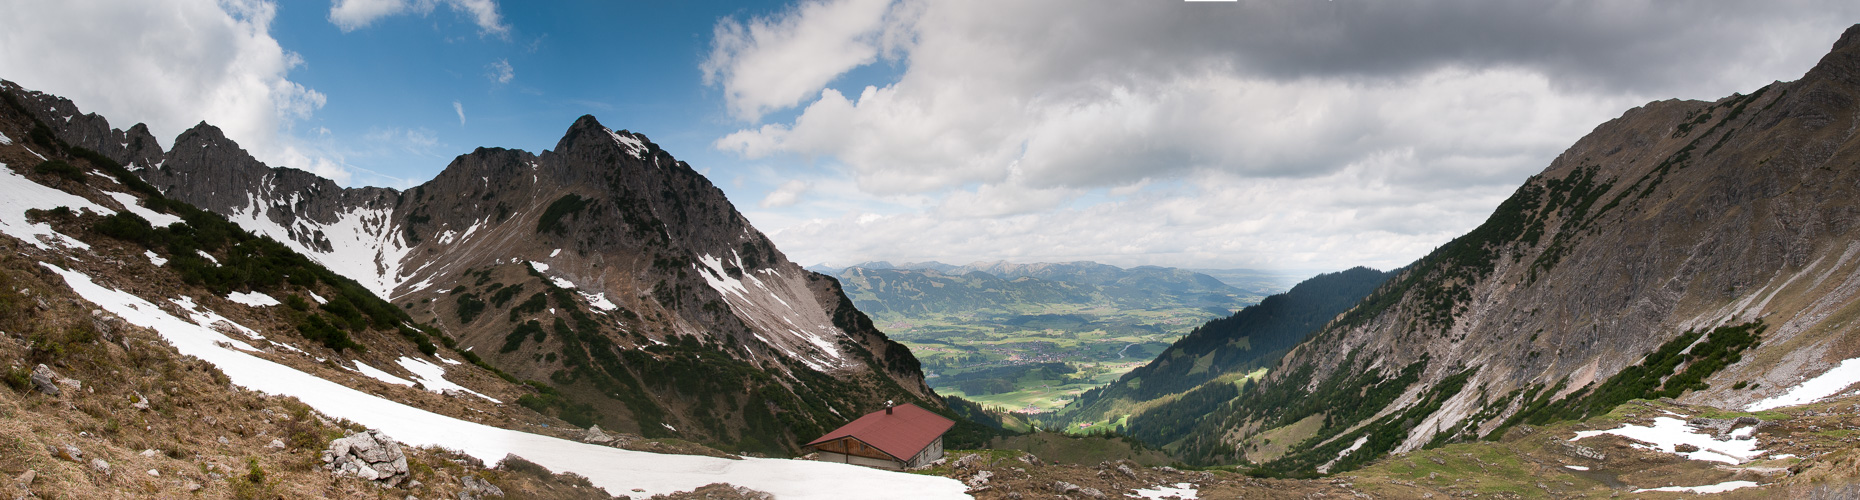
[44,263,970,499]
[1633,480,1759,494]
[1569,416,1764,464]
[0,162,106,251]
[1747,357,1860,411]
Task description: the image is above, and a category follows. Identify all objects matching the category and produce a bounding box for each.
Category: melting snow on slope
[607,129,646,159]
[144,250,166,266]
[396,356,500,403]
[582,292,618,311]
[226,291,281,307]
[1633,480,1760,494]
[0,162,104,251]
[308,291,327,304]
[1570,416,1764,464]
[1131,483,1199,500]
[550,248,561,257]
[0,131,10,145]
[696,254,749,298]
[43,263,968,498]
[1747,357,1860,411]
[196,250,218,265]
[227,190,410,299]
[528,261,576,289]
[104,191,182,227]
[354,361,416,387]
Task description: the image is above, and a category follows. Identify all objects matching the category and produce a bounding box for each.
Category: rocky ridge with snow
[3,81,938,452]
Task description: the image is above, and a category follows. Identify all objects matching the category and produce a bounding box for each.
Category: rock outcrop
[322,430,410,487]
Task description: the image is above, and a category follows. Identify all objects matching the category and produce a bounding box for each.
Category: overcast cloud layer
[709,0,1860,272]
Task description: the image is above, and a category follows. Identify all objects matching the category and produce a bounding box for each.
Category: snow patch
[1747,357,1860,411]
[550,248,561,257]
[0,132,10,145]
[1564,465,1589,471]
[308,291,327,304]
[1570,416,1765,464]
[607,129,646,159]
[529,261,549,273]
[396,356,500,403]
[1633,480,1759,494]
[105,191,182,226]
[196,250,219,265]
[582,292,618,311]
[0,162,107,251]
[353,361,415,387]
[1131,483,1198,499]
[144,250,166,266]
[226,193,410,299]
[226,291,281,307]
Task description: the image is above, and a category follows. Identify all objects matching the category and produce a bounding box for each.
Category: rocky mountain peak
[1801,23,1860,85]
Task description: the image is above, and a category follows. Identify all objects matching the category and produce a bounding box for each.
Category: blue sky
[269,1,847,188]
[2,1,1856,272]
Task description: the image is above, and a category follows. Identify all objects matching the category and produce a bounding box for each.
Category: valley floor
[927,396,1860,499]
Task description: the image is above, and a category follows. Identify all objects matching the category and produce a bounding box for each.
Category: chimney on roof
[886,400,895,414]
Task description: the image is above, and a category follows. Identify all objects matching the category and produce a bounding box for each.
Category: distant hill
[824,260,1297,415]
[1054,267,1392,438]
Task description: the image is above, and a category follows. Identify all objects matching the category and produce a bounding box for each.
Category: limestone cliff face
[2,80,938,451]
[1180,24,1860,470]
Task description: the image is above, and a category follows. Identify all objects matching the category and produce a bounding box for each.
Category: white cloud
[759,180,812,208]
[0,0,345,183]
[487,59,514,84]
[453,101,466,125]
[716,0,1860,270]
[701,0,894,121]
[329,0,510,36]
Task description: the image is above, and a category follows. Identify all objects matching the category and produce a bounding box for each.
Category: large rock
[29,365,59,396]
[323,430,410,487]
[582,424,615,444]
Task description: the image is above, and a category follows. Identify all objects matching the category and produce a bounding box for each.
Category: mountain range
[7,20,1860,500]
[2,79,952,456]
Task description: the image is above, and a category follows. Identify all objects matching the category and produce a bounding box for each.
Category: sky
[1,1,1856,274]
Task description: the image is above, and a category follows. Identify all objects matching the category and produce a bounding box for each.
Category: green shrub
[455,292,486,323]
[34,159,86,184]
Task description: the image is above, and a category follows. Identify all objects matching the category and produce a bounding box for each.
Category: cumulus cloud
[487,59,514,84]
[759,180,812,208]
[717,0,1860,270]
[702,0,894,121]
[0,0,345,182]
[329,0,510,36]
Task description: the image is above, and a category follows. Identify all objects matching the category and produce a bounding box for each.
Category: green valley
[817,261,1306,416]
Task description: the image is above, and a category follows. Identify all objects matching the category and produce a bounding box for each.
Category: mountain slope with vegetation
[1054,266,1392,435]
[1153,25,1860,476]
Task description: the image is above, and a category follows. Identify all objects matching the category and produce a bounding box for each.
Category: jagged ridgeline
[3,79,990,455]
[0,86,467,365]
[1054,267,1391,432]
[1164,25,1860,476]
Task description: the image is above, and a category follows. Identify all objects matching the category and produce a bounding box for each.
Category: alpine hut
[803,402,954,470]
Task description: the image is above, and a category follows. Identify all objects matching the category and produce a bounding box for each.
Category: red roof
[805,403,954,461]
